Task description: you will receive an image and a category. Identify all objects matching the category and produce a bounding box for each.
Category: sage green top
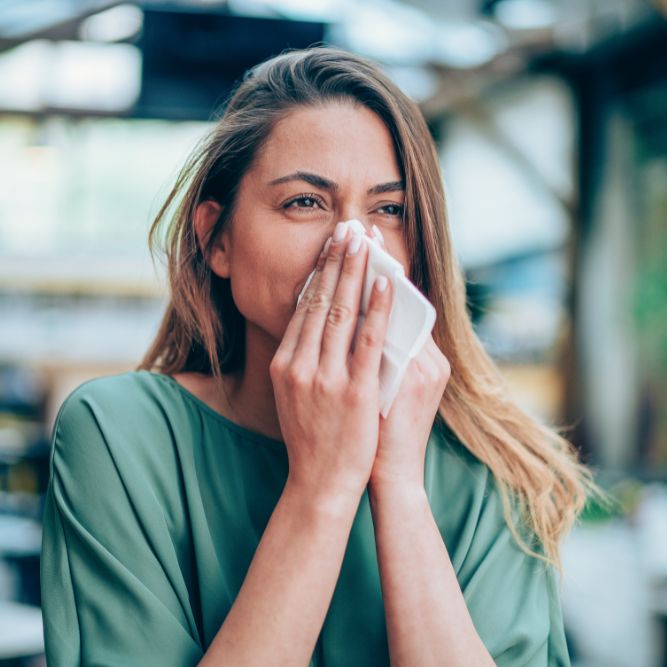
[40,369,570,666]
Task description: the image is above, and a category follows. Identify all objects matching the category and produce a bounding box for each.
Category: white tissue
[297,219,436,418]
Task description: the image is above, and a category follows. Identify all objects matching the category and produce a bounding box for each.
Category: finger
[421,335,450,386]
[371,224,385,248]
[292,221,352,368]
[274,236,330,362]
[423,334,445,366]
[418,334,437,360]
[348,274,393,384]
[427,336,452,382]
[318,231,371,377]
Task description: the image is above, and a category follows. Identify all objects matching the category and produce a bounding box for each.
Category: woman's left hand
[368,334,451,492]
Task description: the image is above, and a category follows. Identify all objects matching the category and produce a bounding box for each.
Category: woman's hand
[369,334,451,492]
[270,221,394,507]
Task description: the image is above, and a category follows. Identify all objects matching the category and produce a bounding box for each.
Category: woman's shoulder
[52,370,187,436]
[426,418,526,568]
[45,371,199,586]
[48,371,202,540]
[427,417,492,495]
[55,369,169,415]
[49,370,192,487]
[428,420,567,664]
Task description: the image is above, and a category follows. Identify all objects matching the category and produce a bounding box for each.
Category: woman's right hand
[269,221,393,506]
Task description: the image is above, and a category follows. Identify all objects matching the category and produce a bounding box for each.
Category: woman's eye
[377,204,403,217]
[284,195,323,210]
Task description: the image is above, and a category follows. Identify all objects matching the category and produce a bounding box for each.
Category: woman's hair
[137,45,600,572]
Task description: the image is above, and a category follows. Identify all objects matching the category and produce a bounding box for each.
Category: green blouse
[40,370,571,666]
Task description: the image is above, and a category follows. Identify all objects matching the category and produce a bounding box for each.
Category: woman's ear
[194,199,231,279]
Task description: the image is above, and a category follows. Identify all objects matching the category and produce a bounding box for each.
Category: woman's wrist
[283,473,364,523]
[367,480,428,510]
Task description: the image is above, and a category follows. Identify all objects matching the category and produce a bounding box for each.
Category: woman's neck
[217,323,283,441]
[172,323,284,441]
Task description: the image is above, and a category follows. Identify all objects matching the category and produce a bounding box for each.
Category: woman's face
[212,101,410,344]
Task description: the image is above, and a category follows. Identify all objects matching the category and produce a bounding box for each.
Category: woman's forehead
[252,103,402,185]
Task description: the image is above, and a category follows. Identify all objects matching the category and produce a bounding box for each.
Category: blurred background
[0,0,665,664]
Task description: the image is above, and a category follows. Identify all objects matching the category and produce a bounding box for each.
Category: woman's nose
[338,216,377,243]
[352,219,384,248]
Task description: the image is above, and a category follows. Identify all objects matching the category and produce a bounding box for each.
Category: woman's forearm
[199,479,361,666]
[368,484,495,667]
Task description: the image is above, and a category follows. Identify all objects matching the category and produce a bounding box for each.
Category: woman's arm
[200,226,392,664]
[368,482,495,667]
[198,480,360,666]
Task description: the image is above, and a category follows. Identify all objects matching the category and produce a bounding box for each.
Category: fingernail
[372,224,385,246]
[346,233,362,255]
[375,275,388,292]
[333,221,348,243]
[323,236,332,254]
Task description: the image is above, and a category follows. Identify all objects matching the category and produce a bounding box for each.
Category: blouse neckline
[141,370,286,451]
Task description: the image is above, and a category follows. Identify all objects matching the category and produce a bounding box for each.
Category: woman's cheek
[248,271,294,325]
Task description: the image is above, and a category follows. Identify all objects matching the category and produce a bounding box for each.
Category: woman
[40,46,597,666]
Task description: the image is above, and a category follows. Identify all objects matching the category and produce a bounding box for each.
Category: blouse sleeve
[453,467,571,667]
[40,384,204,667]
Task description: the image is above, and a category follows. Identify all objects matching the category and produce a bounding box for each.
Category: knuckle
[357,328,381,349]
[312,373,329,396]
[441,357,451,379]
[324,251,341,267]
[269,356,285,378]
[346,380,372,405]
[285,365,310,389]
[295,295,310,313]
[313,372,343,397]
[307,290,330,313]
[327,302,354,327]
[410,359,428,388]
[297,286,317,311]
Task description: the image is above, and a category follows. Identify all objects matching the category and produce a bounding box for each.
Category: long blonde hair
[137,46,600,572]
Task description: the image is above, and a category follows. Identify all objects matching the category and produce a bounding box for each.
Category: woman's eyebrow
[368,180,405,195]
[269,171,338,191]
[268,171,405,195]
